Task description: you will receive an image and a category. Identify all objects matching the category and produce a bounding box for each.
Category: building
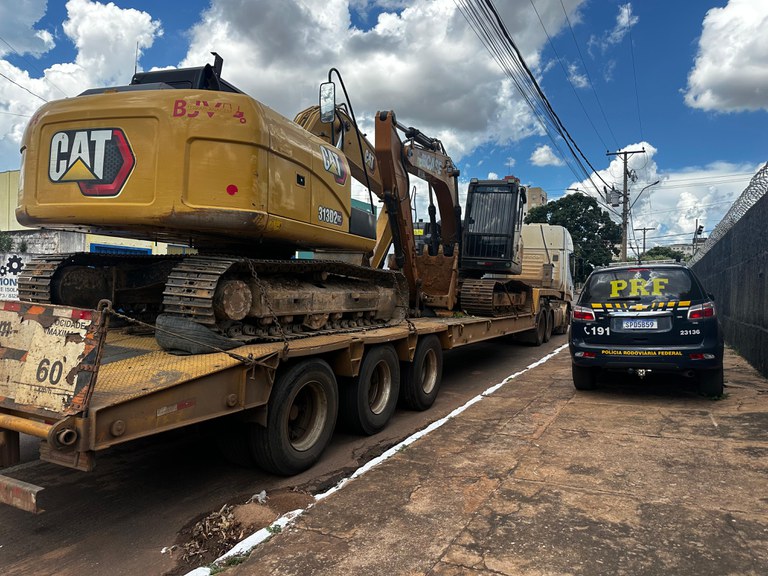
[0,169,190,300]
[1,169,190,256]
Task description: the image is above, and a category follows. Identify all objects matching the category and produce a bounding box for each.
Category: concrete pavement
[205,344,768,575]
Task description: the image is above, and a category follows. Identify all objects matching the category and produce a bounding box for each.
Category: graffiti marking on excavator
[172,99,247,123]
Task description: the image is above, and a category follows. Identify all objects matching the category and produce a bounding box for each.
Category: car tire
[572,364,597,390]
[698,367,724,397]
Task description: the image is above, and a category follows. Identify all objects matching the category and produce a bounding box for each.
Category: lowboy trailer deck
[0,298,542,513]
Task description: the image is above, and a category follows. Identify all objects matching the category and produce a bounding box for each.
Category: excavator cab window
[461,180,524,274]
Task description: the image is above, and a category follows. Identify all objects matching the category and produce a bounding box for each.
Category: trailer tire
[251,359,338,475]
[340,345,400,435]
[553,304,570,335]
[400,335,443,411]
[543,306,554,343]
[519,305,546,346]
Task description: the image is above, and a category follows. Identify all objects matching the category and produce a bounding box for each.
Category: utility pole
[634,226,653,256]
[607,148,645,261]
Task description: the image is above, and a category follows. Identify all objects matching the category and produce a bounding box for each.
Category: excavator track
[18,252,408,347]
[17,254,66,303]
[161,256,408,338]
[17,253,184,312]
[460,278,529,317]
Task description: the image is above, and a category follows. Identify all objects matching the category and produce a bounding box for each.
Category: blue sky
[0,0,765,252]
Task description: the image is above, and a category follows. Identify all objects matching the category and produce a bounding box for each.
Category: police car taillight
[572,305,595,321]
[688,301,716,320]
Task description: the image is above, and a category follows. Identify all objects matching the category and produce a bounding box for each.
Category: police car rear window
[580,268,704,303]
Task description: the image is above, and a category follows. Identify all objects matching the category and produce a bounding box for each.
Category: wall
[0,170,24,231]
[691,187,768,378]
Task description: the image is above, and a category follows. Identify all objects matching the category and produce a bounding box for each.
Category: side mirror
[319,82,336,124]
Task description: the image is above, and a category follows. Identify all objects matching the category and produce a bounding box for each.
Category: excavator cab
[461,178,526,276]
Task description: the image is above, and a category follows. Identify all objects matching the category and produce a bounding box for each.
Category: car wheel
[572,363,597,390]
[698,367,724,397]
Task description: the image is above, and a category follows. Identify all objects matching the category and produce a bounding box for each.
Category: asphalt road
[0,335,566,576]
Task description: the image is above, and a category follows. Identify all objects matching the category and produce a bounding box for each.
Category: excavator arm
[296,100,461,311]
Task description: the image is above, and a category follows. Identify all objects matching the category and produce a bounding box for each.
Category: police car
[569,263,724,396]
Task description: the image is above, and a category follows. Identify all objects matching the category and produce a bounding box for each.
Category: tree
[642,245,685,262]
[525,194,621,283]
[0,232,12,253]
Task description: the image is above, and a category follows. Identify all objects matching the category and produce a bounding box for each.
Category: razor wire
[688,160,768,266]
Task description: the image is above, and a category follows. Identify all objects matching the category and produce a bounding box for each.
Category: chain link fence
[690,161,768,377]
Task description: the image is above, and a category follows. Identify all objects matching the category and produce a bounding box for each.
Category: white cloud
[567,63,588,88]
[0,0,592,173]
[684,0,768,112]
[588,3,638,55]
[179,0,584,162]
[530,144,564,167]
[568,142,758,249]
[0,0,163,171]
[0,0,54,58]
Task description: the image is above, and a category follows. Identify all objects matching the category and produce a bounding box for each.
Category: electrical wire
[558,0,619,150]
[0,34,69,99]
[626,9,644,142]
[0,71,47,103]
[529,0,610,152]
[454,0,612,198]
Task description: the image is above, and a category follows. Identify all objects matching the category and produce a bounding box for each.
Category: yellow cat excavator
[16,55,469,348]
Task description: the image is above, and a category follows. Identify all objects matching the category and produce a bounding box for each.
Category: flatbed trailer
[0,297,545,513]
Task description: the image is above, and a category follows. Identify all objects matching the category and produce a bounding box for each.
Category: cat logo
[320,145,348,185]
[48,128,135,197]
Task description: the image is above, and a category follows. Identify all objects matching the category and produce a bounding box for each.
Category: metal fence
[690,161,768,378]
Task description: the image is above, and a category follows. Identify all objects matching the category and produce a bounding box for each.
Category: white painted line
[188,343,568,575]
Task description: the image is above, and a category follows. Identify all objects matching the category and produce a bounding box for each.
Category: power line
[0,34,69,99]
[454,0,612,197]
[0,110,32,118]
[529,0,610,152]
[0,71,47,103]
[626,7,644,142]
[558,0,619,149]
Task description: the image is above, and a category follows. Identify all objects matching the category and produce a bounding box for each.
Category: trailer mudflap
[0,474,45,514]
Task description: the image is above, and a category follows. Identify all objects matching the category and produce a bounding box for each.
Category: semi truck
[0,57,573,512]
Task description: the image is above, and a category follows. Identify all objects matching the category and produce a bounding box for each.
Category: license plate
[623,318,657,330]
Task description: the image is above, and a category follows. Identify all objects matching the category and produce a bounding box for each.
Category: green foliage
[642,245,686,261]
[0,232,12,253]
[525,194,621,283]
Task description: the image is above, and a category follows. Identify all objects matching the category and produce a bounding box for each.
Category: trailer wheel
[400,334,443,411]
[519,304,546,346]
[251,359,338,475]
[553,304,570,335]
[340,345,400,435]
[543,306,554,343]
